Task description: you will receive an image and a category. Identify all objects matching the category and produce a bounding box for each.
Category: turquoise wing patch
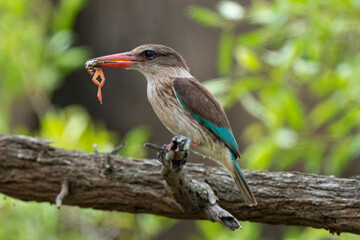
[175,89,240,157]
[192,114,240,157]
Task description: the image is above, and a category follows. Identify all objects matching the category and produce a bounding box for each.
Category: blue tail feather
[230,150,257,206]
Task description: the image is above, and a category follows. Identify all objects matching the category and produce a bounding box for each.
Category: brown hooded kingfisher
[86,44,257,207]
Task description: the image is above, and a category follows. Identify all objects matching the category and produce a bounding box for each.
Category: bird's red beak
[87,52,143,69]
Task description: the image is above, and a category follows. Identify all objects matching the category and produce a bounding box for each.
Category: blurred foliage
[0,0,89,132]
[119,125,152,159]
[1,0,360,239]
[283,227,360,240]
[38,105,116,152]
[189,0,360,177]
[189,221,263,240]
[188,0,360,239]
[0,0,166,239]
[0,195,175,240]
[1,102,155,240]
[37,105,151,158]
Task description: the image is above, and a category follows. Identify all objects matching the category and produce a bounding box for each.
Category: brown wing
[172,77,240,158]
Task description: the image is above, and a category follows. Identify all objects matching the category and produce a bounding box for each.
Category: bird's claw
[163,136,192,162]
[164,136,194,151]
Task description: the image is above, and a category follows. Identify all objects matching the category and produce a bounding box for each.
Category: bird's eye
[143,50,156,60]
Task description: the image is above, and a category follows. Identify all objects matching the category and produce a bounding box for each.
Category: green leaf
[240,93,268,123]
[281,90,305,130]
[224,76,265,108]
[249,4,278,25]
[275,145,303,170]
[325,134,360,176]
[273,128,298,149]
[304,140,326,173]
[328,106,360,138]
[202,78,232,107]
[235,47,260,72]
[236,29,269,47]
[195,220,261,240]
[311,70,345,97]
[293,58,319,76]
[309,96,343,129]
[119,126,151,159]
[325,140,352,176]
[217,1,245,21]
[242,122,266,144]
[52,0,87,32]
[38,65,60,91]
[55,46,90,72]
[217,30,235,75]
[186,6,223,28]
[244,138,277,170]
[38,105,117,153]
[264,41,297,68]
[284,225,360,240]
[48,30,74,56]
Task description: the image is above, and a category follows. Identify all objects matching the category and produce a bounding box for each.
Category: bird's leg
[91,69,105,104]
[163,136,192,172]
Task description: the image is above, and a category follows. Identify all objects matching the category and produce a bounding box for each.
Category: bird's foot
[161,136,192,172]
[163,138,197,151]
[166,136,191,158]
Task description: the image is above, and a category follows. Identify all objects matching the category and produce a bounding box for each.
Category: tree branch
[0,134,359,235]
[149,135,241,230]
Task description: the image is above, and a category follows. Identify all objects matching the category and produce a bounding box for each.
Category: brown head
[86,44,190,78]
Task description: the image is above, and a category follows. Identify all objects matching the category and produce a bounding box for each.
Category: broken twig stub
[147,136,242,230]
[55,180,69,209]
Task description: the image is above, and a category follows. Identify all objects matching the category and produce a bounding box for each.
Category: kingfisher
[86,44,257,206]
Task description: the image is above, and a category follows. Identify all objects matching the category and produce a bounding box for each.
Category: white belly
[146,81,230,163]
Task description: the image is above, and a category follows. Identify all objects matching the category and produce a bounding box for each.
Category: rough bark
[0,134,359,235]
[150,135,241,230]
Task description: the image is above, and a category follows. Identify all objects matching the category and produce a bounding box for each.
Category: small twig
[110,142,126,155]
[144,142,164,152]
[56,180,69,209]
[104,143,126,172]
[93,143,98,154]
[104,154,115,172]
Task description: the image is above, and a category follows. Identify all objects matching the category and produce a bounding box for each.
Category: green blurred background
[1,0,360,239]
